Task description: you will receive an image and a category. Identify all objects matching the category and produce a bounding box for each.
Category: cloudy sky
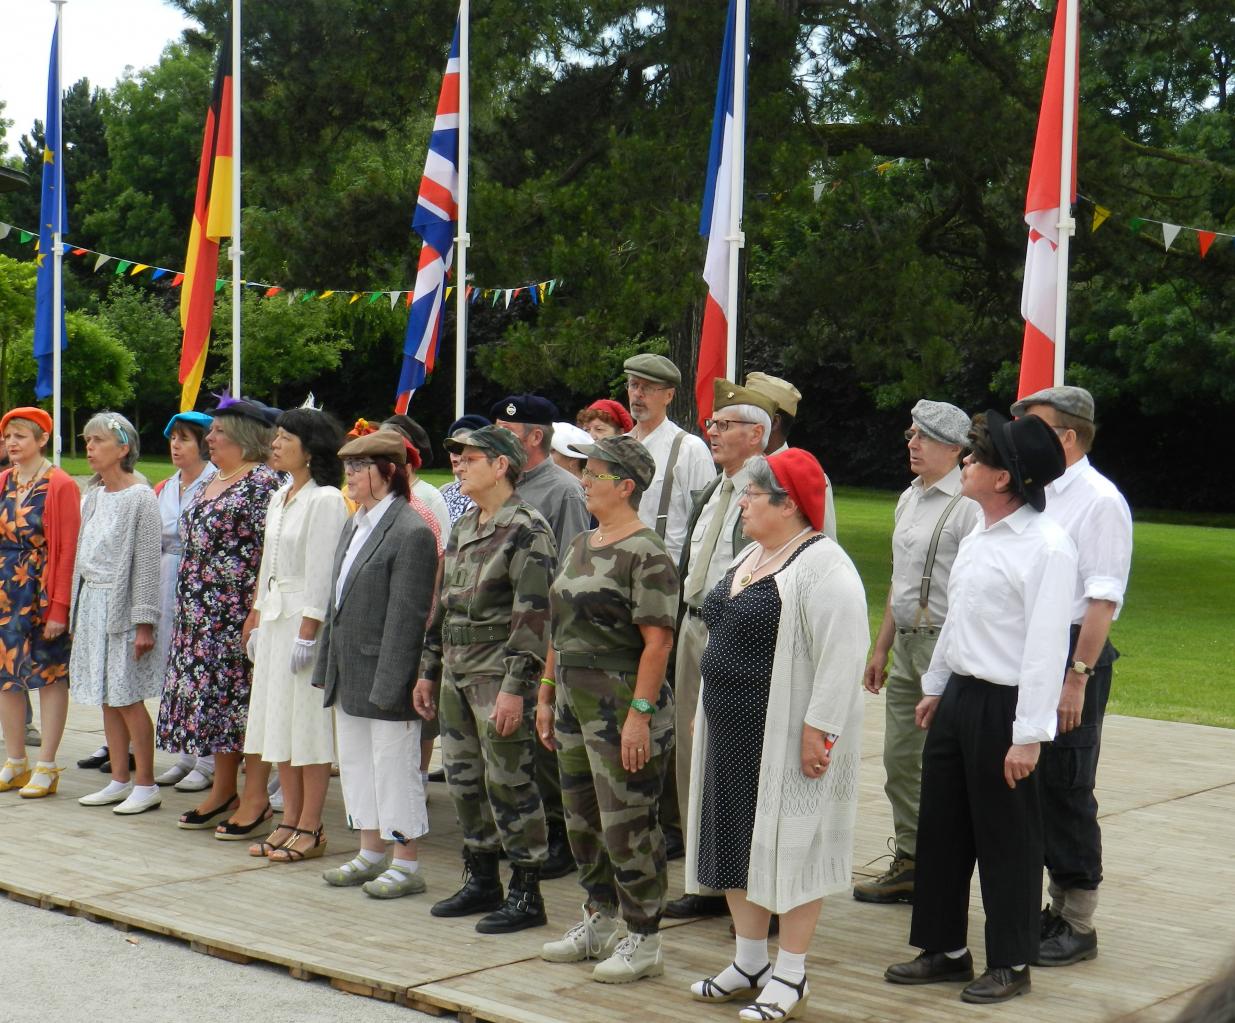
[1,0,194,156]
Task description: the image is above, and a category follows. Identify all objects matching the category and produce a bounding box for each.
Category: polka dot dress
[697,535,823,889]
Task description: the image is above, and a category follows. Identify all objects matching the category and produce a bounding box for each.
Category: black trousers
[910,674,1042,969]
[1041,627,1116,891]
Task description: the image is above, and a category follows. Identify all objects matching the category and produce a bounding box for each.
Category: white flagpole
[1053,0,1079,387]
[454,0,470,420]
[229,0,242,396]
[51,0,66,466]
[724,0,746,381]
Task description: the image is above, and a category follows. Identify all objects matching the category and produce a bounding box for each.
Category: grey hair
[745,456,790,506]
[82,411,140,472]
[722,403,772,452]
[215,413,275,463]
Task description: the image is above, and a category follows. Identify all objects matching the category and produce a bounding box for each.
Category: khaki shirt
[889,464,980,629]
[682,459,755,608]
[630,418,716,562]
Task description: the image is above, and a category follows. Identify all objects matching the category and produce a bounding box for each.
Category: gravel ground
[0,895,448,1023]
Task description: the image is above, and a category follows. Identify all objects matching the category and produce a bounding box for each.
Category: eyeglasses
[581,467,626,482]
[904,429,946,443]
[626,379,668,395]
[342,458,376,473]
[705,418,757,433]
[457,453,490,466]
[740,486,771,499]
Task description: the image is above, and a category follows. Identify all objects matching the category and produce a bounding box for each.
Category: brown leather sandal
[249,823,296,858]
[268,825,326,863]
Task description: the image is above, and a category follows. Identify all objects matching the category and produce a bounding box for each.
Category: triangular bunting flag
[151,268,168,281]
[1091,205,1111,232]
[405,291,414,308]
[538,283,547,303]
[1128,217,1145,235]
[94,254,113,271]
[1162,223,1181,251]
[171,273,184,287]
[548,280,557,295]
[265,286,282,297]
[349,293,361,304]
[504,289,513,308]
[288,291,298,304]
[445,286,453,302]
[18,231,33,244]
[490,290,500,307]
[115,259,133,275]
[1197,230,1217,258]
[389,291,401,309]
[301,290,318,302]
[129,263,150,276]
[529,285,539,306]
[367,292,382,305]
[811,183,825,202]
[215,279,227,292]
[0,223,10,240]
[71,247,87,256]
[318,290,334,300]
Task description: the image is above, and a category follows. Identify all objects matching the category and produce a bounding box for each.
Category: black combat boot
[475,864,548,934]
[430,848,503,917]
[541,819,576,880]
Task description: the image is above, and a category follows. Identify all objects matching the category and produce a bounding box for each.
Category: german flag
[178,34,233,411]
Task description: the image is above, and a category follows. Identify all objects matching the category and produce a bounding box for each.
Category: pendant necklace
[737,527,812,589]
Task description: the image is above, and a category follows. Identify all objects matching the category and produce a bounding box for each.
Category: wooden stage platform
[2,701,1233,1022]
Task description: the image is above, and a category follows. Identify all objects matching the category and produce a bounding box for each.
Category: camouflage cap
[1010,385,1095,423]
[444,424,527,472]
[579,435,656,491]
[712,378,779,420]
[623,353,682,387]
[744,372,801,416]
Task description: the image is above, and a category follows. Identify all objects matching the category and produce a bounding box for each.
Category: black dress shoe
[884,950,975,985]
[77,747,110,770]
[663,827,685,861]
[961,966,1030,1003]
[664,894,729,919]
[1036,919,1098,966]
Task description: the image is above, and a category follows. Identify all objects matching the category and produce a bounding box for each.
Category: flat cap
[745,372,801,417]
[623,353,682,387]
[444,425,527,472]
[491,394,559,425]
[1010,385,1095,423]
[712,378,778,420]
[580,435,657,491]
[338,430,408,465]
[911,399,971,446]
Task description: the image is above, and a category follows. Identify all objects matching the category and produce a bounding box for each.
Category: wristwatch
[629,698,655,715]
[1070,659,1095,677]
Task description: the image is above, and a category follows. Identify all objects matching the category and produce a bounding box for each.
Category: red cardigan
[0,467,81,627]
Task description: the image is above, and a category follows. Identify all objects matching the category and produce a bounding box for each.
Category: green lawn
[831,486,1235,729]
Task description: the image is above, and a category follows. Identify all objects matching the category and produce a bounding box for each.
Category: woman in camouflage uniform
[537,435,678,984]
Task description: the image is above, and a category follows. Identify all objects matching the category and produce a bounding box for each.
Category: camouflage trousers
[556,666,674,934]
[439,675,548,866]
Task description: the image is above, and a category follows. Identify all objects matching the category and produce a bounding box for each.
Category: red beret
[587,399,634,434]
[767,448,827,532]
[1,406,52,437]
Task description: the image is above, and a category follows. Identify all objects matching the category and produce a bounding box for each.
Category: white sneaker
[154,763,190,786]
[175,768,214,792]
[114,787,163,815]
[593,932,664,983]
[541,904,623,963]
[79,781,133,806]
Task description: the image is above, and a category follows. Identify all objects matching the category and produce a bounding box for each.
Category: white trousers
[334,709,427,843]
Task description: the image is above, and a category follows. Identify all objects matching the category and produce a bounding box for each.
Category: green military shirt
[550,527,680,669]
[419,495,557,695]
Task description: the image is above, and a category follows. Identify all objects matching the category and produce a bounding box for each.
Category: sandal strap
[701,962,770,998]
[768,974,807,998]
[742,976,808,1021]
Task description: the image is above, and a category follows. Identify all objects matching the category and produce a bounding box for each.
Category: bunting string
[1077,195,1234,258]
[0,222,561,307]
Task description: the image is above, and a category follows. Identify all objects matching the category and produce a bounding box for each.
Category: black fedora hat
[986,410,1066,512]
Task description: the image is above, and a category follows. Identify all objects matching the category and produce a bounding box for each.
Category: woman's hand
[535,701,556,751]
[800,724,831,779]
[133,623,155,660]
[915,695,941,730]
[413,679,438,720]
[621,711,652,773]
[241,610,259,653]
[43,620,66,640]
[489,691,523,737]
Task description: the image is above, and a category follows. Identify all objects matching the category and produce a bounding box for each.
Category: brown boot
[853,855,914,904]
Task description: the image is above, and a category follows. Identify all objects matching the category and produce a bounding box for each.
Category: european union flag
[33,22,68,400]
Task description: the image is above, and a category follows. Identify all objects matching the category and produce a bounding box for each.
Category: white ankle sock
[357,847,384,864]
[735,935,769,974]
[391,857,418,872]
[945,947,969,959]
[0,757,28,783]
[32,761,57,774]
[131,784,159,799]
[757,950,807,1010]
[96,779,131,797]
[175,753,196,770]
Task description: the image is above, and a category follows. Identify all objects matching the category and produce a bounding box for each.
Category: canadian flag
[1018,0,1079,398]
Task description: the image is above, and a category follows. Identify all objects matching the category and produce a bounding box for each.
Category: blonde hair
[82,411,140,472]
[214,413,274,462]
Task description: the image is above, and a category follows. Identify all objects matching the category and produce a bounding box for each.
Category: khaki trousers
[883,628,938,859]
[673,613,719,895]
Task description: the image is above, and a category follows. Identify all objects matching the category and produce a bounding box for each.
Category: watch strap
[629,697,655,715]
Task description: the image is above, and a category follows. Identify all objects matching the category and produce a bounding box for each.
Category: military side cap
[338,429,408,465]
[580,435,656,491]
[491,394,559,424]
[745,372,801,417]
[623,353,682,387]
[444,425,527,472]
[712,378,778,420]
[1010,385,1095,423]
[911,399,971,446]
[986,410,1066,513]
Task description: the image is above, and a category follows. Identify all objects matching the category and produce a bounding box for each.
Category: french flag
[1018,0,1079,398]
[396,19,461,414]
[695,0,742,427]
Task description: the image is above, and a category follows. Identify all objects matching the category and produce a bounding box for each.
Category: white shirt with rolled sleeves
[335,493,397,609]
[1042,456,1133,625]
[921,505,1078,744]
[631,418,715,562]
[889,465,980,629]
[768,442,838,543]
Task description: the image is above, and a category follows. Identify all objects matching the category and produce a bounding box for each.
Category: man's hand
[1004,742,1041,789]
[621,711,651,773]
[863,652,889,695]
[915,695,941,730]
[1057,676,1085,735]
[413,679,437,720]
[489,691,523,737]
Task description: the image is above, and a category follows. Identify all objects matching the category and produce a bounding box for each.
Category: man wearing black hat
[1011,386,1132,966]
[885,411,1076,1004]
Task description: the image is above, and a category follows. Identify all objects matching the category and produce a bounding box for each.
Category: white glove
[290,637,317,674]
[245,628,260,663]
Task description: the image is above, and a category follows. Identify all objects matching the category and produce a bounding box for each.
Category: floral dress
[0,472,71,692]
[157,465,280,756]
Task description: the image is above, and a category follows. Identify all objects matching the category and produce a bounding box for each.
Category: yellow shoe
[0,758,31,792]
[19,763,62,798]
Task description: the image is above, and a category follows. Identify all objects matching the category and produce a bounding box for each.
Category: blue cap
[447,414,491,437]
[163,410,214,439]
[491,394,559,425]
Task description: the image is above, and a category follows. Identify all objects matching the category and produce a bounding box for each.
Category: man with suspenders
[856,400,979,904]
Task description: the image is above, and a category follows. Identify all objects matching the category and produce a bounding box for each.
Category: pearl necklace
[215,461,254,483]
[737,527,812,589]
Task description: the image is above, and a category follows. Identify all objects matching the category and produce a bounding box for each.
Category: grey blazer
[314,500,438,721]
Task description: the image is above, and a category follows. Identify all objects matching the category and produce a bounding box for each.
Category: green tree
[98,283,183,435]
[0,254,36,410]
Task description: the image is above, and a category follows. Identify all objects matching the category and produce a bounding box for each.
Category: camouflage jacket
[419,495,557,695]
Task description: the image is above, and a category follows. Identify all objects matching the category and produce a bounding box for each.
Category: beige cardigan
[685,538,867,912]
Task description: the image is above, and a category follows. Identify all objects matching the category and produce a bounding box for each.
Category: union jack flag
[395,19,461,414]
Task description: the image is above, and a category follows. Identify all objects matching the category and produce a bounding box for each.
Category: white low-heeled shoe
[79,781,133,806]
[174,768,214,792]
[114,787,163,815]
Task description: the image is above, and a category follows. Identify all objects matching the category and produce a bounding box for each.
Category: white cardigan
[685,537,867,912]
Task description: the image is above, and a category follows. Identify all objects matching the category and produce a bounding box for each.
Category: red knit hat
[767,448,827,532]
[586,399,634,434]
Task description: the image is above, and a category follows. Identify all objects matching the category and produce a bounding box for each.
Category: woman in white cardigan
[685,449,866,1022]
